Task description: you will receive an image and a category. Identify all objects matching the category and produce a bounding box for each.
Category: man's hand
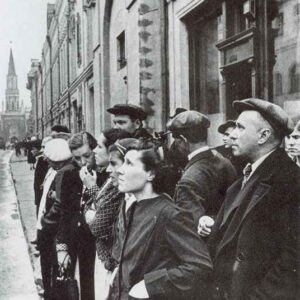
[129,280,149,299]
[198,216,215,237]
[85,208,96,225]
[80,166,97,188]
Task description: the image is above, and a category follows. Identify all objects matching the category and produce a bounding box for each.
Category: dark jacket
[208,149,299,300]
[34,156,49,206]
[55,162,83,248]
[133,127,152,139]
[109,194,212,300]
[174,149,237,226]
[38,173,58,248]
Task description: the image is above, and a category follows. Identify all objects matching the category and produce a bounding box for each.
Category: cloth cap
[107,104,147,120]
[218,120,236,134]
[167,110,210,132]
[44,138,72,162]
[169,108,187,119]
[233,98,294,136]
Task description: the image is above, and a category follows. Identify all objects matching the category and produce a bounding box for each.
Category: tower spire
[8,48,16,76]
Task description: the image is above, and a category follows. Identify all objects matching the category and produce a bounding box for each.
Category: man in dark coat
[167,110,237,227]
[107,104,152,139]
[206,98,299,300]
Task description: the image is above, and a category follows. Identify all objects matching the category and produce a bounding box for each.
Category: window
[274,73,283,96]
[226,0,247,37]
[117,31,126,70]
[290,64,300,93]
[188,14,221,114]
[76,13,82,67]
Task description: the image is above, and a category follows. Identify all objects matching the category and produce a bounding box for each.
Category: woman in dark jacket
[109,140,213,300]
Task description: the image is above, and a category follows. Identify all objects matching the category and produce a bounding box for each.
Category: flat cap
[44,138,72,162]
[169,108,187,119]
[107,104,147,120]
[218,120,236,134]
[233,98,294,136]
[167,110,210,131]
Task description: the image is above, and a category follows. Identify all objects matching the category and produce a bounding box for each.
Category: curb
[9,154,43,299]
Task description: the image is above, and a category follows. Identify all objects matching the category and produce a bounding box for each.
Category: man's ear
[134,119,142,129]
[258,128,271,145]
[147,170,155,182]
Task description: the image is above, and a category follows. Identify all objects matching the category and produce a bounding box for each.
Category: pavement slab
[0,150,39,300]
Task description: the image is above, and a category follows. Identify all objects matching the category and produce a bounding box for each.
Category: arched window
[290,64,300,93]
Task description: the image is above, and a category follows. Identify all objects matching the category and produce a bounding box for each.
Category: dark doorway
[225,62,252,119]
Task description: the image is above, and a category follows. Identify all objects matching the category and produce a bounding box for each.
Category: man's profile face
[72,143,96,169]
[229,111,261,159]
[222,127,235,148]
[285,129,300,158]
[113,115,140,134]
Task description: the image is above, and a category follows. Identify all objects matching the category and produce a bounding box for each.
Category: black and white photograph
[0,0,299,299]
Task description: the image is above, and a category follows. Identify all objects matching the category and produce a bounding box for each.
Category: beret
[107,104,147,120]
[233,98,294,136]
[167,110,210,131]
[51,132,72,141]
[44,138,72,162]
[218,120,236,134]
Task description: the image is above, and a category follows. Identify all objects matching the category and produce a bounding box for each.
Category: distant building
[0,49,26,143]
[31,0,300,143]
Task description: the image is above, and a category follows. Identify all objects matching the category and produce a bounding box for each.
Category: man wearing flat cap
[167,110,237,228]
[107,104,152,139]
[205,98,299,299]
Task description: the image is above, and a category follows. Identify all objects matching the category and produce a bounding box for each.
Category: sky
[0,0,53,112]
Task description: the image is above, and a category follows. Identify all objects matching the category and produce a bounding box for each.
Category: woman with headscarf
[36,138,75,300]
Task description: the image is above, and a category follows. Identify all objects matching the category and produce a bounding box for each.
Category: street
[0,149,40,299]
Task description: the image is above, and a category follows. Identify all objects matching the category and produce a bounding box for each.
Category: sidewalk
[10,151,43,299]
[0,150,39,300]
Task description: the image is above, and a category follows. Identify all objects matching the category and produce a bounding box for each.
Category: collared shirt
[125,193,136,213]
[188,146,210,161]
[36,167,57,230]
[247,149,276,180]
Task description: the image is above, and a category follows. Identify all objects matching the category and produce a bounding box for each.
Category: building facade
[30,0,300,145]
[0,49,26,143]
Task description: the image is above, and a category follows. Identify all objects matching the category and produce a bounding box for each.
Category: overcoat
[55,162,96,300]
[34,156,49,207]
[109,194,213,300]
[208,149,299,300]
[174,149,237,226]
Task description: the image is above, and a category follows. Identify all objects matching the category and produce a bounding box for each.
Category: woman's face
[117,150,150,194]
[93,133,109,168]
[107,151,124,186]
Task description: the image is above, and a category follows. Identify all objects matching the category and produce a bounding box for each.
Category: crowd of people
[27,99,299,300]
